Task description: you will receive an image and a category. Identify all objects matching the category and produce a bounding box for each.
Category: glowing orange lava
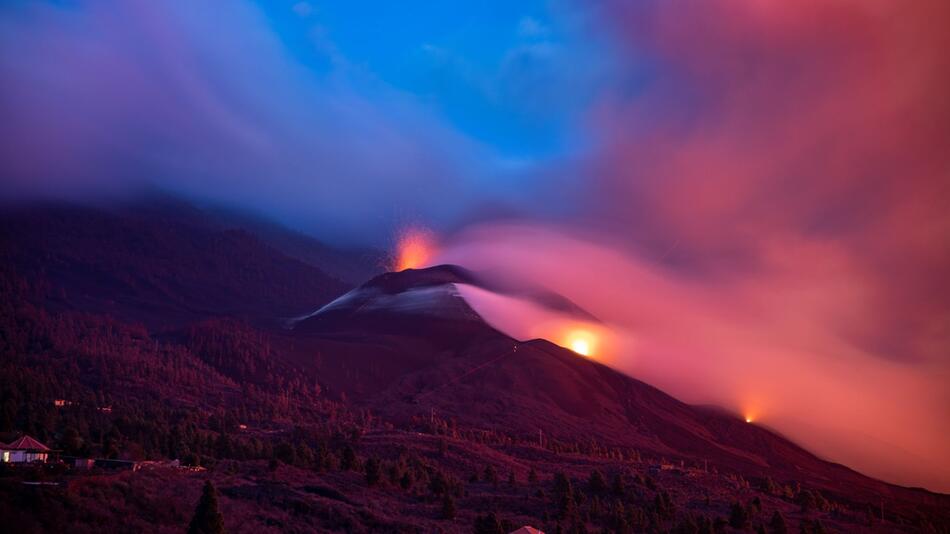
[571,338,591,356]
[742,406,760,423]
[741,399,762,424]
[395,228,435,271]
[563,328,597,357]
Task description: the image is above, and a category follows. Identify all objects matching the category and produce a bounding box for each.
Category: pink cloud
[437,0,950,491]
[437,223,950,491]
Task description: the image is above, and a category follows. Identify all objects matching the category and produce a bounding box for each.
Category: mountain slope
[0,201,352,328]
[1,206,947,532]
[290,265,949,513]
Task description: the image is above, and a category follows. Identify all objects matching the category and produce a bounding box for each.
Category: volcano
[2,203,947,533]
[289,265,946,513]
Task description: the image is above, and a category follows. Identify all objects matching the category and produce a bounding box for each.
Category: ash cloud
[438,224,950,492]
[438,0,950,491]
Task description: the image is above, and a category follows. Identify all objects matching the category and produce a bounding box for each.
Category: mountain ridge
[1,200,947,532]
[288,263,947,509]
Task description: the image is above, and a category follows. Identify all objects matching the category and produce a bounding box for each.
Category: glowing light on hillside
[563,328,598,357]
[743,405,760,423]
[741,398,763,424]
[395,227,435,271]
[571,338,591,356]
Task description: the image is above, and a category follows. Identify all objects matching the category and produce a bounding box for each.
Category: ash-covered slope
[292,265,484,332]
[292,264,596,334]
[291,265,949,511]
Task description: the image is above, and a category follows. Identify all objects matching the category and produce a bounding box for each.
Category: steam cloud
[438,225,949,492]
[440,0,950,491]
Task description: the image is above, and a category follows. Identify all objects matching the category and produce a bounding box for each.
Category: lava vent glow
[563,328,598,357]
[571,338,591,356]
[395,227,435,271]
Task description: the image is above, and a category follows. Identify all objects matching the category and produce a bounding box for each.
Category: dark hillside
[0,202,350,328]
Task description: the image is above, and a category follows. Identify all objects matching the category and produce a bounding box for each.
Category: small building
[62,456,96,469]
[138,459,180,470]
[1,435,51,463]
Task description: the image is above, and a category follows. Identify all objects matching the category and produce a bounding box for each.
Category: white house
[0,435,50,463]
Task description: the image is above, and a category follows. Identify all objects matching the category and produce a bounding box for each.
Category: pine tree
[655,491,675,520]
[188,480,225,534]
[441,492,457,519]
[751,496,762,513]
[341,445,357,470]
[768,511,788,534]
[399,470,413,490]
[474,512,504,534]
[429,468,448,495]
[483,464,499,485]
[528,467,539,484]
[553,472,575,520]
[613,502,632,534]
[671,515,698,534]
[697,515,714,534]
[365,456,381,486]
[588,469,607,494]
[729,501,750,529]
[611,472,625,496]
